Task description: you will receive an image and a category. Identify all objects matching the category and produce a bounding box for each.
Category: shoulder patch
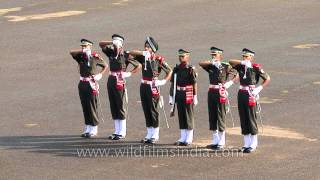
[92,52,99,58]
[253,63,261,69]
[221,61,230,66]
[156,55,165,63]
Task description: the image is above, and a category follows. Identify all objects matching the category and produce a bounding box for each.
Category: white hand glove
[193,95,198,106]
[112,39,123,48]
[142,51,151,59]
[169,96,174,105]
[93,73,102,81]
[211,60,221,69]
[241,60,252,68]
[251,85,263,96]
[122,72,132,78]
[224,81,234,89]
[154,80,167,86]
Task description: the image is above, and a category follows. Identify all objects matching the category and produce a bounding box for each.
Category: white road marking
[293,44,320,49]
[258,97,281,104]
[5,10,86,22]
[0,7,22,16]
[24,123,39,128]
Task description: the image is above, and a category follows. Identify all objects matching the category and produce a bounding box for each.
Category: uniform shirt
[135,54,171,79]
[234,63,269,85]
[202,62,237,84]
[171,63,197,86]
[72,52,107,77]
[102,45,139,71]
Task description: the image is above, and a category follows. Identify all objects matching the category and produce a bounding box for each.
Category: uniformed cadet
[128,36,172,144]
[169,49,198,146]
[99,34,142,140]
[70,39,108,138]
[229,48,270,153]
[199,47,237,150]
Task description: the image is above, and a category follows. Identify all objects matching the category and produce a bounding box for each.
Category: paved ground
[0,0,320,179]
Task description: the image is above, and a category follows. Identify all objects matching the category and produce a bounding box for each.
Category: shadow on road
[0,135,242,158]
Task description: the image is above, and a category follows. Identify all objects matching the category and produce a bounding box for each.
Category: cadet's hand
[252,85,263,96]
[224,81,234,89]
[154,80,167,86]
[193,95,198,106]
[93,73,102,81]
[122,72,132,78]
[169,96,174,105]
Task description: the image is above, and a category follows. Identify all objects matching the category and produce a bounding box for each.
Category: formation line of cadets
[69,34,270,153]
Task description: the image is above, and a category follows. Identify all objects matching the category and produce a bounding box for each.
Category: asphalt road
[0,0,320,179]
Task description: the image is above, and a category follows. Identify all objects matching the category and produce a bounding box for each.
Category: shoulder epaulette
[253,63,261,69]
[92,52,99,58]
[221,61,230,66]
[155,55,165,64]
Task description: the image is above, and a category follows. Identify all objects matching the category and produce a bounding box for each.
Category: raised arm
[198,60,212,67]
[99,41,112,48]
[69,49,82,58]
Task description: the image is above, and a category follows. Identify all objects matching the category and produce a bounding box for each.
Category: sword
[124,87,129,121]
[226,94,235,128]
[158,86,169,128]
[249,90,264,134]
[256,96,263,134]
[170,73,177,118]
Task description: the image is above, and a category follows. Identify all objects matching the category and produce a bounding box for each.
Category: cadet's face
[81,45,91,50]
[212,53,222,60]
[179,55,189,63]
[144,43,152,51]
[242,55,253,61]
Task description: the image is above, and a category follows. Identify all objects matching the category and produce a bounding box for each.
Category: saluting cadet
[70,39,108,138]
[128,36,172,144]
[169,49,198,146]
[99,34,141,140]
[199,47,237,150]
[229,48,270,153]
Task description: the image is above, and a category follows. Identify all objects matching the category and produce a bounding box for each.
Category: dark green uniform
[201,62,237,131]
[102,45,139,120]
[135,54,171,128]
[233,63,269,135]
[72,52,107,126]
[171,64,197,129]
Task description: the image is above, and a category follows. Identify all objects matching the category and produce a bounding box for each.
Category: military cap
[178,49,190,56]
[210,46,223,54]
[80,39,93,46]
[242,48,255,56]
[112,34,124,42]
[145,36,158,52]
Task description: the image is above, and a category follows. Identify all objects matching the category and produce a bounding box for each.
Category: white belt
[141,79,153,85]
[80,76,91,81]
[209,84,221,89]
[177,86,193,91]
[177,86,187,91]
[110,71,122,76]
[239,85,255,90]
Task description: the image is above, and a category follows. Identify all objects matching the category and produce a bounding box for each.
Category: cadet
[70,39,108,138]
[99,34,141,140]
[199,47,237,150]
[229,48,270,153]
[169,49,198,146]
[128,36,172,144]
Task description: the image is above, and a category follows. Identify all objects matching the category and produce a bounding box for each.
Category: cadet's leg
[208,91,220,147]
[238,91,251,150]
[140,84,153,141]
[79,82,92,137]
